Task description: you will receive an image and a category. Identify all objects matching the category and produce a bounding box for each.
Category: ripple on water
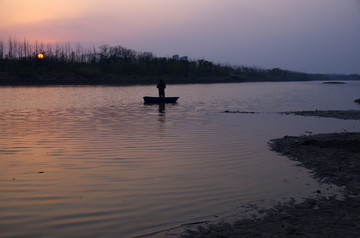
[1,82,358,237]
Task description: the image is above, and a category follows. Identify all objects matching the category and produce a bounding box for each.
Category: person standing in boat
[157,80,166,98]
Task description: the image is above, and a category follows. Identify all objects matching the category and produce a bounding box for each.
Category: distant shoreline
[1,41,359,87]
[1,73,360,87]
[0,73,240,86]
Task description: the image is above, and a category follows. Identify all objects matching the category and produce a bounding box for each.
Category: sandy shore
[180,110,360,238]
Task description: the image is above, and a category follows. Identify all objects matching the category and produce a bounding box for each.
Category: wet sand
[181,110,360,238]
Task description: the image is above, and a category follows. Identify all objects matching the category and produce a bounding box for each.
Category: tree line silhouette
[0,36,349,86]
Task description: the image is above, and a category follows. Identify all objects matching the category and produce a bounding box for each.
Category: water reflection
[158,103,165,113]
[0,82,359,237]
[158,103,166,127]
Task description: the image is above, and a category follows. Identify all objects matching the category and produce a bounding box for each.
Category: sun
[38,53,44,59]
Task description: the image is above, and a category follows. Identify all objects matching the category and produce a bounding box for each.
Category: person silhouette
[157,80,166,98]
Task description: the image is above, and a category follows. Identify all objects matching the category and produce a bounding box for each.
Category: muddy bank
[180,112,360,238]
[223,109,360,120]
[269,132,360,193]
[282,110,360,120]
[181,196,360,238]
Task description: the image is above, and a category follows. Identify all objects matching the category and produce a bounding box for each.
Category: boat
[143,96,179,104]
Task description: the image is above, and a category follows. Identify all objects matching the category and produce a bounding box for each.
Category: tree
[99,44,111,63]
[0,40,3,60]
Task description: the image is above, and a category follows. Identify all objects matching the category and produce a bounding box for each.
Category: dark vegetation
[0,37,359,86]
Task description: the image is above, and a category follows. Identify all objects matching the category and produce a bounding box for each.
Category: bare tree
[0,40,3,60]
[7,36,14,59]
[23,38,27,59]
[35,40,39,55]
[17,40,23,59]
[138,52,154,61]
[88,46,97,63]
[55,42,61,61]
[76,43,84,62]
[99,44,111,63]
[46,43,53,59]
[65,42,71,61]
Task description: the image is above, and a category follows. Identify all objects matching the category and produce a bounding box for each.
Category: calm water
[1,81,360,237]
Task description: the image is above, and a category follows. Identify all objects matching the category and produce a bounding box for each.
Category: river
[0,81,359,237]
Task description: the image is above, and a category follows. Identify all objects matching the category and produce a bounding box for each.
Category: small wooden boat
[143,96,179,104]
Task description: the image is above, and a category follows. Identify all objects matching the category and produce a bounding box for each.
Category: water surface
[1,81,359,237]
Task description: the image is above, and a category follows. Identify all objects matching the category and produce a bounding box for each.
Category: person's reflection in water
[158,103,166,124]
[159,103,165,113]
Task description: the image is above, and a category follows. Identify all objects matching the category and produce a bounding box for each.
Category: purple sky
[1,0,359,74]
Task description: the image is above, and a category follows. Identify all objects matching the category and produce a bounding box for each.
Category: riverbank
[1,71,359,86]
[0,72,247,86]
[281,110,360,120]
[180,110,360,238]
[0,74,333,86]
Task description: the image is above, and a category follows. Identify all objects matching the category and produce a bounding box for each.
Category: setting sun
[38,53,44,59]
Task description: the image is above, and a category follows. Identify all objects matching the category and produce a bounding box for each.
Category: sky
[1,0,359,74]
